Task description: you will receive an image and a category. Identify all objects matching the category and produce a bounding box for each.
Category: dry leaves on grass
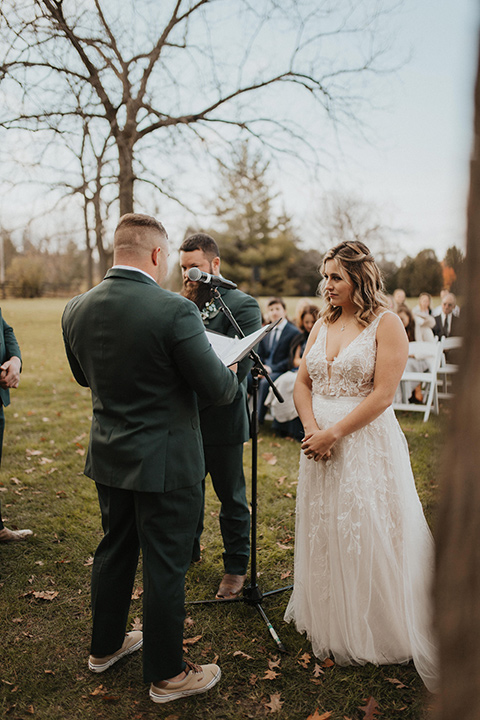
[183,635,202,651]
[262,669,280,680]
[262,452,277,465]
[233,650,254,661]
[265,692,284,712]
[131,587,143,599]
[23,590,59,601]
[358,696,381,718]
[386,677,408,690]
[298,652,311,668]
[268,656,281,670]
[307,711,333,720]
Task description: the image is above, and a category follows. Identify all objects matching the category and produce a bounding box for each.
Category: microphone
[187,267,237,290]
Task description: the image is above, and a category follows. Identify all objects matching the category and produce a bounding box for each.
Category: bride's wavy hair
[318,241,389,326]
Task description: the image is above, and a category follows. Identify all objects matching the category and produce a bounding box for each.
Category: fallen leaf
[276,542,292,550]
[131,617,142,631]
[283,492,293,498]
[32,591,58,601]
[44,670,55,675]
[10,477,21,485]
[183,635,202,646]
[313,663,324,677]
[26,449,42,456]
[298,652,311,668]
[90,685,105,696]
[268,656,281,670]
[249,674,258,686]
[184,616,195,628]
[276,476,286,485]
[265,692,284,712]
[262,452,277,465]
[321,658,335,668]
[262,669,279,680]
[233,650,254,660]
[386,677,407,689]
[131,587,143,599]
[26,705,34,715]
[358,696,381,719]
[84,556,94,566]
[307,711,332,720]
[280,570,291,580]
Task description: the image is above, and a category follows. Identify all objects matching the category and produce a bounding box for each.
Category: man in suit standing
[179,233,262,600]
[257,297,301,424]
[433,292,460,339]
[62,214,238,704]
[0,312,32,543]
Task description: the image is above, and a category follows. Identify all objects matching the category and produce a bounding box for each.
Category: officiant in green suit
[180,233,262,600]
[62,214,238,705]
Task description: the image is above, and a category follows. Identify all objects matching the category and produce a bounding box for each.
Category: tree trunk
[82,200,94,289]
[435,33,480,720]
[118,137,135,216]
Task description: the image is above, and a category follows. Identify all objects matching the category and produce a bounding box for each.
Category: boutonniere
[200,299,220,324]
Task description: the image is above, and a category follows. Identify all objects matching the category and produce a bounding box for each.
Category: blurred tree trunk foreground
[435,32,480,720]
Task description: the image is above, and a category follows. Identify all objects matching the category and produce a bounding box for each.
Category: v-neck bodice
[306,312,387,397]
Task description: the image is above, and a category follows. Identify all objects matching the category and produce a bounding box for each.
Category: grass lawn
[0,298,444,719]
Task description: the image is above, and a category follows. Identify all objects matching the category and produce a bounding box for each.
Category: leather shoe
[0,527,32,543]
[215,573,247,600]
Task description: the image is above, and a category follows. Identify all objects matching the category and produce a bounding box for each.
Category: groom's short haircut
[114,213,168,255]
[179,233,220,261]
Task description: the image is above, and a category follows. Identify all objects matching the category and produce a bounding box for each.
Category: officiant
[180,233,262,600]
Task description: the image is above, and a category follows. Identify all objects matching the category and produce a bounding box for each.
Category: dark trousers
[91,481,202,683]
[0,406,5,530]
[258,372,281,423]
[192,444,250,575]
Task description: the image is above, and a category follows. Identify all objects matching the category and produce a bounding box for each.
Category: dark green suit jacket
[62,268,238,493]
[199,287,262,446]
[0,311,22,407]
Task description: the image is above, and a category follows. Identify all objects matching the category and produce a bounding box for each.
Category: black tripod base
[187,581,293,654]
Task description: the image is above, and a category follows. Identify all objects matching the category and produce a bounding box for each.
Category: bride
[284,241,437,692]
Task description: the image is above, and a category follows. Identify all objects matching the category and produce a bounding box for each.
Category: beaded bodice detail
[306,312,387,398]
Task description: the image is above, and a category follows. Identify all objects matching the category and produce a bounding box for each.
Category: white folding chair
[437,336,462,399]
[392,341,443,422]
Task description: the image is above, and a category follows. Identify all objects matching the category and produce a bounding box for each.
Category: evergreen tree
[209,144,301,296]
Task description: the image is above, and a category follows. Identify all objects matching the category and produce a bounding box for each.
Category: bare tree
[0,1,400,229]
[312,190,405,263]
[435,33,480,720]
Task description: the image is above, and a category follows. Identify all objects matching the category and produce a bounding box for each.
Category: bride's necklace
[340,317,355,332]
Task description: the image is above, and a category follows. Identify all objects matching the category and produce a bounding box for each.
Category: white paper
[206,323,274,366]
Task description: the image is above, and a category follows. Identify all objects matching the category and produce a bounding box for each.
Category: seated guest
[392,287,406,312]
[433,292,460,339]
[396,305,430,404]
[268,304,320,439]
[433,289,461,318]
[257,297,301,424]
[411,292,436,342]
[289,305,320,369]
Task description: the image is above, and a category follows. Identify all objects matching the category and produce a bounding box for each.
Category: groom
[62,214,238,704]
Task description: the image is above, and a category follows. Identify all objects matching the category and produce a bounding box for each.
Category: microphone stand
[187,286,293,654]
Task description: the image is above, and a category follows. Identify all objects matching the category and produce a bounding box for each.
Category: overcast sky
[294,0,479,260]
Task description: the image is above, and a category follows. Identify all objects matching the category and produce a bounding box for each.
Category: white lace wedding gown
[284,312,438,692]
